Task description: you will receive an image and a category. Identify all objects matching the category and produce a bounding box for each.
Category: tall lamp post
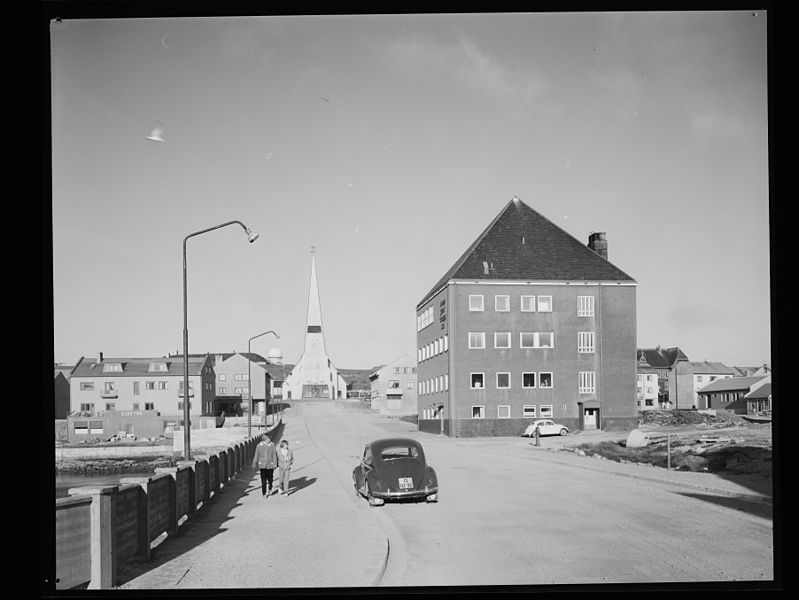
[248,330,279,438]
[183,220,259,461]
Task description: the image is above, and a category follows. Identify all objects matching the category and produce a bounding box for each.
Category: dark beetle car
[353,437,438,506]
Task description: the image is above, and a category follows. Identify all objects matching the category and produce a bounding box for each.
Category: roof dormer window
[149,362,169,372]
[103,363,123,373]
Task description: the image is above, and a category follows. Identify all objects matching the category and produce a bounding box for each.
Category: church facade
[283,250,347,400]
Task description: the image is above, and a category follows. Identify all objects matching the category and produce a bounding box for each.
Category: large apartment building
[416,197,638,437]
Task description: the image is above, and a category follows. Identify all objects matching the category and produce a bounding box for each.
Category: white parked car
[522,419,569,437]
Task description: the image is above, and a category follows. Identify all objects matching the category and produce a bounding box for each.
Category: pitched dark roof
[417,197,635,308]
[745,383,772,399]
[71,355,211,378]
[637,347,690,369]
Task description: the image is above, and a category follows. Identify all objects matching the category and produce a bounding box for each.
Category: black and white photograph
[44,6,776,594]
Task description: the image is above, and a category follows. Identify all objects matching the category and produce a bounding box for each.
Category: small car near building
[522,419,569,438]
[353,437,438,507]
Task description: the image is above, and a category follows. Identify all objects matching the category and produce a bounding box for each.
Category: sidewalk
[117,415,388,589]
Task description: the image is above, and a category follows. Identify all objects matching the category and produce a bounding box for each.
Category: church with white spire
[283,247,347,400]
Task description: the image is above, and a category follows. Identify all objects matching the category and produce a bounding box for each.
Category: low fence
[54,422,282,590]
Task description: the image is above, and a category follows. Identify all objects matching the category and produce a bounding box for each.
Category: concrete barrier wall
[54,423,279,590]
[56,445,174,460]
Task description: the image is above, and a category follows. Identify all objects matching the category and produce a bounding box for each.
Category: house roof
[71,355,211,378]
[417,197,635,309]
[697,376,766,394]
[745,383,772,399]
[637,347,690,369]
[674,361,735,376]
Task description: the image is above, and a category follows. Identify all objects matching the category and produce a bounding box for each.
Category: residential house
[54,363,74,419]
[416,197,638,437]
[744,374,772,416]
[70,353,216,425]
[368,355,418,416]
[635,363,660,411]
[340,368,376,399]
[636,347,690,408]
[669,361,735,410]
[696,375,768,413]
[729,364,771,378]
[208,352,270,417]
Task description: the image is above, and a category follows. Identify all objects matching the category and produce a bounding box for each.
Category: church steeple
[306,246,324,339]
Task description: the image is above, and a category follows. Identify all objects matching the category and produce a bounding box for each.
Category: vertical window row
[418,334,449,362]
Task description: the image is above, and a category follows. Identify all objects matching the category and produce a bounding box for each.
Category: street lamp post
[183,220,259,461]
[248,330,279,438]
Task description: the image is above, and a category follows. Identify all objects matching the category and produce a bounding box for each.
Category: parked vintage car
[353,437,438,506]
[522,419,569,437]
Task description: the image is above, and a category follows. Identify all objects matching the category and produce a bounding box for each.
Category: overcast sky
[49,11,770,370]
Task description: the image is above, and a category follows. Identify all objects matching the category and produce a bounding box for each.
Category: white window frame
[496,372,511,389]
[471,405,485,419]
[522,372,536,388]
[444,374,448,391]
[468,332,486,349]
[520,295,536,312]
[469,295,484,311]
[443,335,448,352]
[539,372,553,388]
[539,404,553,418]
[494,332,511,349]
[158,381,168,390]
[520,332,554,349]
[495,295,510,312]
[522,405,537,418]
[497,405,511,419]
[470,372,485,389]
[578,295,595,317]
[144,402,154,411]
[578,331,595,353]
[579,371,596,394]
[537,295,553,312]
[80,382,95,391]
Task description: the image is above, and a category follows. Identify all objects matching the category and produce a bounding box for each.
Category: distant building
[696,375,767,413]
[368,355,418,416]
[70,353,215,426]
[729,364,770,378]
[669,361,735,410]
[744,375,772,416]
[635,364,660,411]
[636,347,690,408]
[54,363,74,419]
[210,352,269,416]
[416,197,638,437]
[283,249,348,400]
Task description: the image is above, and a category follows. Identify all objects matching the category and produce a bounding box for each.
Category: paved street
[118,400,774,589]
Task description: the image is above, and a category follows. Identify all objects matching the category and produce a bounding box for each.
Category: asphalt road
[304,400,774,587]
[117,400,774,589]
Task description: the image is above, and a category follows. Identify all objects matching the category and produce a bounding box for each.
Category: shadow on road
[116,476,250,587]
[676,491,772,521]
[286,475,317,496]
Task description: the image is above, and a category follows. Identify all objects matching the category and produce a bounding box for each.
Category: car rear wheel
[559,428,568,436]
[365,482,384,507]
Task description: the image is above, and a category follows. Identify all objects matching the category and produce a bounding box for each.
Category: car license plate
[398,477,413,490]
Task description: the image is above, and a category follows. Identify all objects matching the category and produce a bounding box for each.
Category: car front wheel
[559,428,568,436]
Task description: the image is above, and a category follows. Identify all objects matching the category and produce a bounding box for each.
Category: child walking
[277,439,294,496]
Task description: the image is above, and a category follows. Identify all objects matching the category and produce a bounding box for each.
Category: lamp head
[245,228,259,243]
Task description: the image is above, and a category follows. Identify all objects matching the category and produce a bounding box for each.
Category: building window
[132,403,140,411]
[146,381,155,390]
[103,382,116,395]
[149,362,168,372]
[470,373,485,389]
[539,405,553,418]
[105,402,115,411]
[496,372,511,389]
[220,386,226,395]
[417,305,435,331]
[443,335,448,352]
[522,373,536,388]
[103,363,123,373]
[178,401,192,410]
[578,296,595,317]
[469,295,484,311]
[539,373,553,388]
[80,403,95,412]
[579,371,596,393]
[408,380,415,389]
[445,374,448,390]
[537,296,553,312]
[578,332,595,353]
[497,405,511,419]
[388,380,400,390]
[494,332,511,349]
[133,381,140,395]
[521,295,536,312]
[472,405,485,419]
[495,295,510,312]
[80,382,95,391]
[219,374,226,381]
[523,405,536,418]
[158,381,168,390]
[468,332,486,349]
[520,332,554,349]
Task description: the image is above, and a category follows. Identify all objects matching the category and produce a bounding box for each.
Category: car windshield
[380,446,420,461]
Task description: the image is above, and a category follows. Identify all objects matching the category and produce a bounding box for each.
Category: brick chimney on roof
[588,232,608,260]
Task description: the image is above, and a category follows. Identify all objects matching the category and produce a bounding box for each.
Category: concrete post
[68,486,118,589]
[176,460,197,516]
[154,467,186,532]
